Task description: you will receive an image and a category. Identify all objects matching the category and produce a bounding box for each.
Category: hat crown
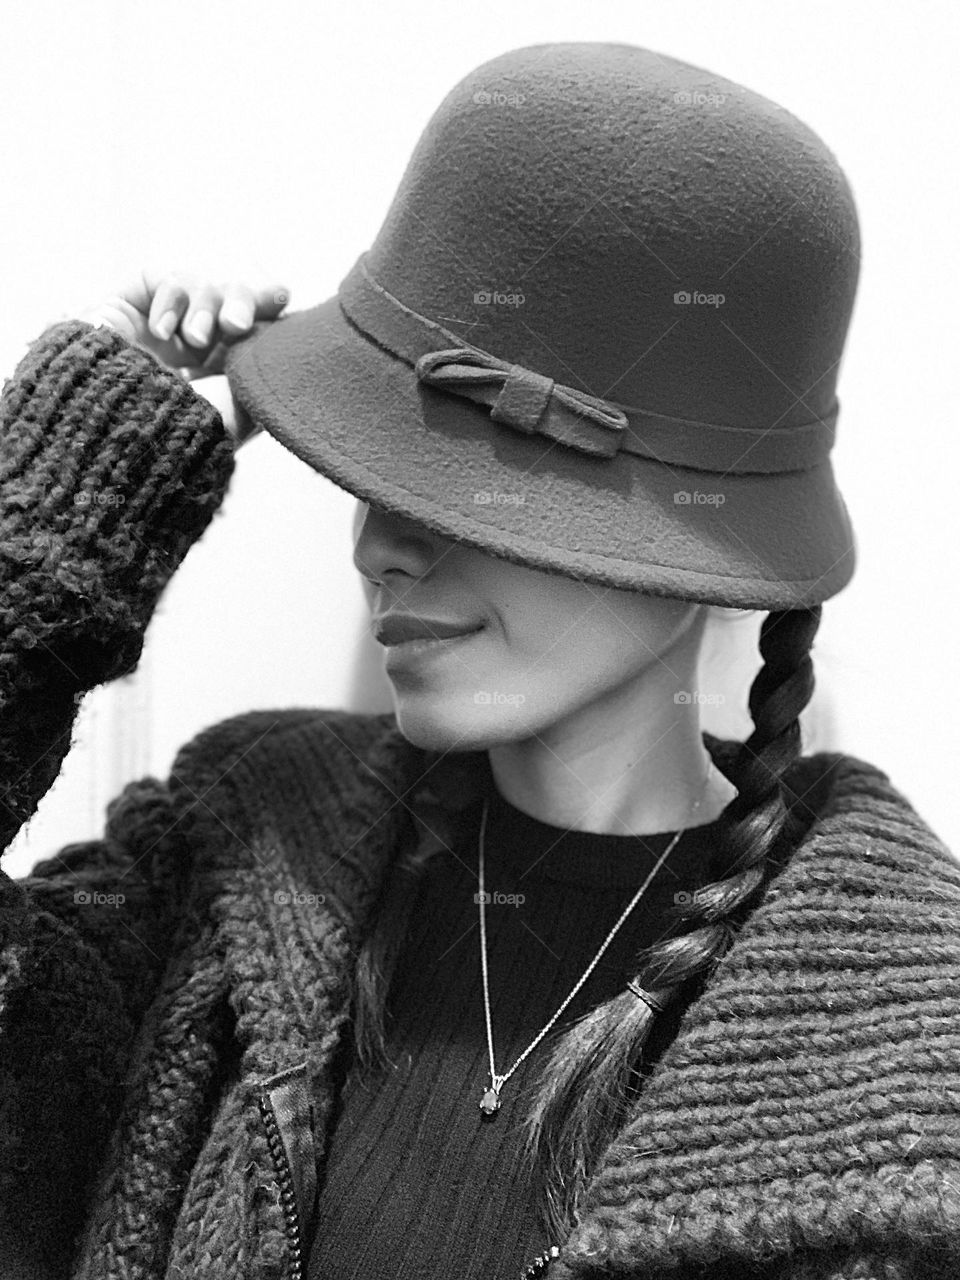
[225,43,860,610]
[363,42,860,435]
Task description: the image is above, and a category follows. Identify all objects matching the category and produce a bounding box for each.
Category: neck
[486,657,738,837]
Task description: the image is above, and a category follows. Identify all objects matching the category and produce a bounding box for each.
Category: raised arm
[0,278,283,1274]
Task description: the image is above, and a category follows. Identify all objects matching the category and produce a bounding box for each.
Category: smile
[384,626,485,665]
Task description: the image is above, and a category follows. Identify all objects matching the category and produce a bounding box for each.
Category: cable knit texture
[1,323,959,1280]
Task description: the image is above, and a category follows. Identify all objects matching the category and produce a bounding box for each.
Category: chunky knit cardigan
[1,321,960,1280]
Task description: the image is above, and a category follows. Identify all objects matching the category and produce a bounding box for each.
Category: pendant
[479,1085,501,1119]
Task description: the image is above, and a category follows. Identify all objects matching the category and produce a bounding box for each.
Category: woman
[2,40,959,1280]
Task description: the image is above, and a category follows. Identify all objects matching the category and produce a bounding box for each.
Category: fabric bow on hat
[415,347,629,459]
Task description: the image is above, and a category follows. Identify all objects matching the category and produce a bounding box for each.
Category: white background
[2,0,958,874]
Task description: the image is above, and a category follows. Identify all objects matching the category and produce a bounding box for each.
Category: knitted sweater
[1,321,959,1280]
[305,770,725,1280]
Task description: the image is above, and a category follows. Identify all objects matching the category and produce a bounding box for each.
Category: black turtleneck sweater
[307,780,721,1280]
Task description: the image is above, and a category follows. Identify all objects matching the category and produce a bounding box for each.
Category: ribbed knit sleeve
[0,318,236,1275]
[0,318,236,853]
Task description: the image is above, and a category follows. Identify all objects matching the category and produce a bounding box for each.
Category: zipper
[257,1062,319,1280]
[258,1058,554,1280]
[258,1090,306,1280]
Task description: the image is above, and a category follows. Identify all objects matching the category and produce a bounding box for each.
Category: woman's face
[352,499,706,753]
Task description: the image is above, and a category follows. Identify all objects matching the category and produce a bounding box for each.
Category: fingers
[218,283,291,342]
[73,271,291,380]
[143,275,290,350]
[219,284,258,334]
[144,278,219,350]
[180,283,222,349]
[143,275,186,341]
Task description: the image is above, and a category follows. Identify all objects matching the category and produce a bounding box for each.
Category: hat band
[337,253,837,476]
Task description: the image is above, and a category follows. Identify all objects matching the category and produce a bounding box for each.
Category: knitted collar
[162,708,960,1277]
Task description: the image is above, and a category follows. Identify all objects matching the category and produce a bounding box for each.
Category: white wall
[2,0,958,875]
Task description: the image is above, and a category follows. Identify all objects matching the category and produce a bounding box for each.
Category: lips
[374,614,484,646]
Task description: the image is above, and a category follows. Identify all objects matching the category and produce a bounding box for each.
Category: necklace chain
[477,761,714,1120]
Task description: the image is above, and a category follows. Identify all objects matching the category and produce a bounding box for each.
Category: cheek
[479,607,612,705]
[506,596,682,695]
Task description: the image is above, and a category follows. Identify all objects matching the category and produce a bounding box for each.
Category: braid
[517,605,823,1242]
[345,607,822,1243]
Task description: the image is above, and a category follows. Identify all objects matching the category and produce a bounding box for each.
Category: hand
[69,270,291,446]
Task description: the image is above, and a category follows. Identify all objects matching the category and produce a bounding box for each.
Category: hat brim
[224,294,855,611]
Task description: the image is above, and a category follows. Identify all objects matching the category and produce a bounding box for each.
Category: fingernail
[188,310,214,344]
[155,311,177,340]
[220,303,254,330]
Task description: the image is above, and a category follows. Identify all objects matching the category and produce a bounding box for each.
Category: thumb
[73,299,142,344]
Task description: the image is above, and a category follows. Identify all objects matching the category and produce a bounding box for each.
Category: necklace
[477,762,714,1120]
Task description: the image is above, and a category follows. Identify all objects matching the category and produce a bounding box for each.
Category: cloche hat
[225,41,861,610]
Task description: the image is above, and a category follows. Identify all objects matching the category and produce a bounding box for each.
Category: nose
[351,499,449,589]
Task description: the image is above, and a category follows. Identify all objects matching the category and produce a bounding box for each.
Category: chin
[391,698,535,754]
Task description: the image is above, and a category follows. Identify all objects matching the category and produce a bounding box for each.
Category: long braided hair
[347,603,822,1241]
